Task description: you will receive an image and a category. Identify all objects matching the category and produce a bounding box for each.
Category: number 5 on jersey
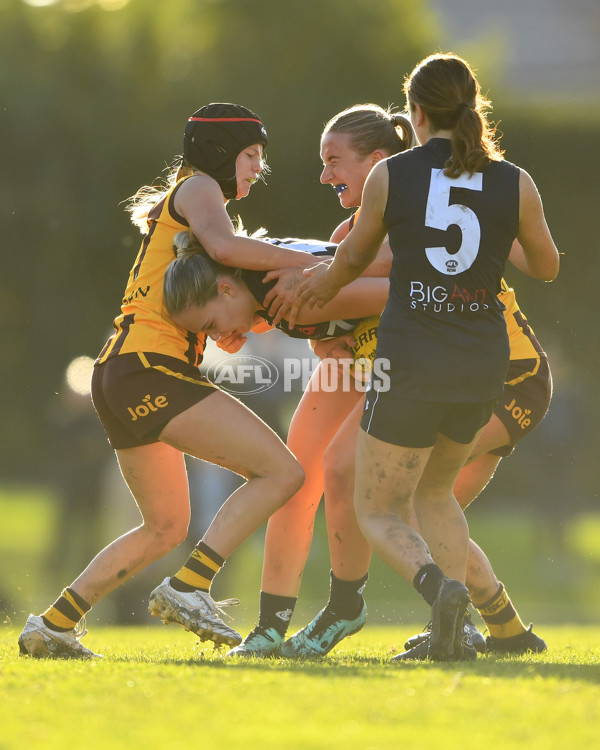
[425,168,483,275]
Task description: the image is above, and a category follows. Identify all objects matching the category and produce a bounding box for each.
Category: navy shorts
[360,383,496,448]
[92,352,218,449]
[490,356,552,456]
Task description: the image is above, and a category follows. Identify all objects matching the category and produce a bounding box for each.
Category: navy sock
[413,564,445,606]
[327,570,368,619]
[258,591,297,637]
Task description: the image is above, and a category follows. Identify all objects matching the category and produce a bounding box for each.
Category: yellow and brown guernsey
[498,278,545,385]
[97,177,206,367]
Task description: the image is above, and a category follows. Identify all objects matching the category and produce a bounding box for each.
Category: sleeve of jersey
[265,237,337,256]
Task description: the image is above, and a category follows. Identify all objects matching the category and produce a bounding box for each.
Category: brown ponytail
[404,53,503,177]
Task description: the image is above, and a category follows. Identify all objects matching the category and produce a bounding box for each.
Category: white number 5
[425,168,483,275]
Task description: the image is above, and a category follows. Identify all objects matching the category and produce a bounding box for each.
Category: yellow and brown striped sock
[42,587,91,632]
[169,541,224,593]
[474,582,527,640]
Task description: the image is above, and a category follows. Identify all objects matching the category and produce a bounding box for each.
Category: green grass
[1,624,599,750]
[2,485,600,747]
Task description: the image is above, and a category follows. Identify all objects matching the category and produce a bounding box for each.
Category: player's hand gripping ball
[351,316,379,382]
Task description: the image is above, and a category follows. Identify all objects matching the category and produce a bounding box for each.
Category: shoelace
[73,616,88,639]
[209,597,240,622]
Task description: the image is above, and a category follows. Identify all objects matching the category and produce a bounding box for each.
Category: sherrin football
[351,316,379,381]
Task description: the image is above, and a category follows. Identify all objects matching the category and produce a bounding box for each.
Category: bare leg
[407,452,504,612]
[463,413,510,467]
[261,365,363,595]
[414,433,480,582]
[70,390,303,606]
[454,414,510,602]
[398,412,542,655]
[455,431,540,646]
[160,391,304,557]
[355,428,479,584]
[323,399,371,580]
[354,430,433,582]
[70,442,191,606]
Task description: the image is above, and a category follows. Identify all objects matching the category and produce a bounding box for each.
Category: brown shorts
[490,356,552,457]
[91,352,219,449]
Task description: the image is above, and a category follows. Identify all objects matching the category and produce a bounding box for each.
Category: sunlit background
[1,0,599,628]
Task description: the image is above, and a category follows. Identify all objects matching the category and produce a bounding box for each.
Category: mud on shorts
[490,355,552,457]
[91,352,219,449]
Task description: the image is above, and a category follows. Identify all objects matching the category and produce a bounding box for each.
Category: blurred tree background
[1,0,599,625]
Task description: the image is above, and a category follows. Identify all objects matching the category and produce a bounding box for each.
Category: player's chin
[236,182,253,200]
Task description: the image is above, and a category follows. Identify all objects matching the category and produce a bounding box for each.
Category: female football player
[309,108,553,660]
[17,103,324,659]
[298,54,559,661]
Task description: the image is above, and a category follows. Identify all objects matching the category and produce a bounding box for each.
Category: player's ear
[370,149,387,167]
[218,279,236,297]
[412,103,426,128]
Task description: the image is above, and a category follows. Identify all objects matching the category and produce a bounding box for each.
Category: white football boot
[18,614,102,659]
[148,577,242,648]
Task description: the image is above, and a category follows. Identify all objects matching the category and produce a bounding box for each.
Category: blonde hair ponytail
[322,103,416,158]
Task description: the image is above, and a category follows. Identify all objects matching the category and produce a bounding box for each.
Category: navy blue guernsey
[242,239,363,340]
[379,138,519,402]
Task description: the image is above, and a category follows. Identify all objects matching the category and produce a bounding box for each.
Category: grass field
[1,623,599,750]
[2,486,600,748]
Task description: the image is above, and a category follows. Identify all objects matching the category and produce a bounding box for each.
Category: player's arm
[361,239,392,277]
[299,162,389,306]
[176,176,315,271]
[507,238,544,277]
[516,169,560,281]
[295,277,388,325]
[329,218,351,243]
[330,218,392,277]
